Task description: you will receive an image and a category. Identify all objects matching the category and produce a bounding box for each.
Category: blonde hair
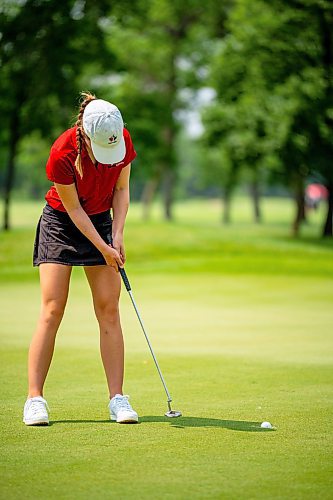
[75,91,96,178]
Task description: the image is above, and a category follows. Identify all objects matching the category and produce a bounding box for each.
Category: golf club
[119,267,182,418]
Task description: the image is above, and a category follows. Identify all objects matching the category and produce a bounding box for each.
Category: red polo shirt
[45,126,136,215]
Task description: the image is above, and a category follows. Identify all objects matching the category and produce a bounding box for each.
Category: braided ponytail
[75,91,96,178]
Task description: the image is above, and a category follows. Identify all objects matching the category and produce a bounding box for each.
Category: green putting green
[1,198,332,499]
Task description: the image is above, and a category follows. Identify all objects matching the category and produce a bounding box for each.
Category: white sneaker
[23,396,49,426]
[109,394,138,423]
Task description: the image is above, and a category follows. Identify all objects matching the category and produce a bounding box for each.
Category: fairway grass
[1,198,333,499]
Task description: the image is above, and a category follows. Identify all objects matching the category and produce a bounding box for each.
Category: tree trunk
[141,177,159,220]
[222,166,238,224]
[161,118,176,221]
[292,177,306,237]
[249,179,261,223]
[222,188,232,224]
[319,8,333,237]
[3,109,20,231]
[322,181,333,237]
[163,169,175,221]
[161,29,179,222]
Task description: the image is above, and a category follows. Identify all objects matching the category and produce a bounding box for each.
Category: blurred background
[0,0,332,237]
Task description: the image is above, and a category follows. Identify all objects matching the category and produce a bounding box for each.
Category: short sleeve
[46,149,75,185]
[123,129,137,167]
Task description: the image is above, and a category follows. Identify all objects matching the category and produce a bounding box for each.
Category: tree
[0,0,110,230]
[97,0,231,220]
[203,0,333,236]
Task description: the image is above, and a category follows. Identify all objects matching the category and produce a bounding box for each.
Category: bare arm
[111,164,131,263]
[54,182,123,270]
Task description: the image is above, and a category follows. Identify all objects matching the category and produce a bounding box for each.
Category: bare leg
[28,263,72,397]
[84,266,124,399]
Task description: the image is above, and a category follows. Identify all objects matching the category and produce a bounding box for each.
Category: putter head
[165,410,182,418]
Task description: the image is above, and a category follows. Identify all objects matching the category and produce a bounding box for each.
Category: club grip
[119,267,131,291]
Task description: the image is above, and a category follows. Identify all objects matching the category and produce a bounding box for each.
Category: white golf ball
[261,421,273,429]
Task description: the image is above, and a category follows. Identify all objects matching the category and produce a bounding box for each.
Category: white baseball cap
[82,99,126,165]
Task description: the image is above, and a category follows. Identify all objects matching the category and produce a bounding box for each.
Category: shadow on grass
[272,233,333,250]
[140,416,275,431]
[49,417,275,432]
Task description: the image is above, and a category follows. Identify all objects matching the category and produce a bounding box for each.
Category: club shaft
[127,290,172,404]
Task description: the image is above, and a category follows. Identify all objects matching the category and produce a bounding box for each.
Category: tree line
[1,0,332,236]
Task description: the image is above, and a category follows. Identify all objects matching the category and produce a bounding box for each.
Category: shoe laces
[113,395,132,411]
[28,397,49,415]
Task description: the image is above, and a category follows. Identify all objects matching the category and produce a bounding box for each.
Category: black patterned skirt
[33,204,112,266]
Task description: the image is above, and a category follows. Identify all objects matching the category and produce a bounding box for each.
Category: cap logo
[108,134,117,144]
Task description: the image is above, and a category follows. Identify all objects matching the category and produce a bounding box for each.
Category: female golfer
[23,92,138,425]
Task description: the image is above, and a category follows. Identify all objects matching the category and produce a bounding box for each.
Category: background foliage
[0,0,332,236]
